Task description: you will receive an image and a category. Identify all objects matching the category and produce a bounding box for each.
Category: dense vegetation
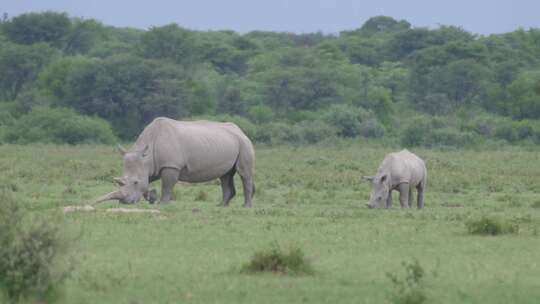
[1,12,540,146]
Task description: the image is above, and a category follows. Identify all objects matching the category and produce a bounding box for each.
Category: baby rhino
[365,149,426,209]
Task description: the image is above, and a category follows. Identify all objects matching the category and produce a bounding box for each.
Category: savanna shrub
[4,107,116,144]
[401,115,476,147]
[248,105,274,124]
[323,104,373,138]
[0,191,71,303]
[260,122,303,145]
[465,216,519,235]
[400,116,432,147]
[242,244,314,275]
[429,128,477,147]
[296,120,337,144]
[359,118,385,138]
[386,259,428,304]
[494,123,519,143]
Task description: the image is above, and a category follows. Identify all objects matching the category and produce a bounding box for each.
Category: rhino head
[364,174,390,209]
[94,145,152,205]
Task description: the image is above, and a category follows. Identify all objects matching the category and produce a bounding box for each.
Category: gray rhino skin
[365,149,426,209]
[95,117,256,207]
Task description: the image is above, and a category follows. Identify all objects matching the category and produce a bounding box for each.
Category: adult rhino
[95,117,256,207]
[364,149,426,209]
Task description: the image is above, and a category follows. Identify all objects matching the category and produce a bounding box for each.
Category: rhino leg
[416,183,424,209]
[408,187,414,207]
[398,183,410,208]
[386,190,393,209]
[240,176,254,208]
[235,147,255,208]
[219,167,236,206]
[160,167,179,204]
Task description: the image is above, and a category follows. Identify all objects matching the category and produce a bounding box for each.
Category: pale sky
[3,0,540,35]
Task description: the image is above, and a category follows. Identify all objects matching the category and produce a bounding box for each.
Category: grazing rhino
[364,149,426,209]
[95,117,256,207]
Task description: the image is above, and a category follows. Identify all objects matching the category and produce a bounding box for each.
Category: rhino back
[136,118,249,182]
[380,150,426,187]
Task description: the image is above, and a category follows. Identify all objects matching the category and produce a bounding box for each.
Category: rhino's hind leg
[417,183,424,209]
[408,187,414,207]
[398,183,410,208]
[219,167,236,206]
[240,177,254,208]
[236,165,254,208]
[160,167,179,204]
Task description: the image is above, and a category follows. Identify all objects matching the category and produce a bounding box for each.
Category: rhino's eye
[133,180,139,185]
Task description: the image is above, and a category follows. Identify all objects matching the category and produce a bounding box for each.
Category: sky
[3,0,540,35]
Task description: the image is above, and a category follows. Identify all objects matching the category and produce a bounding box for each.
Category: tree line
[0,12,539,146]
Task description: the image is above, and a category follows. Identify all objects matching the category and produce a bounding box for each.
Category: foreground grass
[1,143,540,303]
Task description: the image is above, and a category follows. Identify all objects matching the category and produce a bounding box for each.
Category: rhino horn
[92,190,124,205]
[363,176,374,182]
[117,144,128,156]
[113,177,126,186]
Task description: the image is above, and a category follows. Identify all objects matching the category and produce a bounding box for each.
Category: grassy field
[1,142,540,303]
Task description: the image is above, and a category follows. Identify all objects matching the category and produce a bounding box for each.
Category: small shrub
[359,118,385,138]
[494,123,518,143]
[323,104,372,138]
[242,244,314,275]
[465,216,519,235]
[530,200,540,209]
[248,105,274,124]
[386,259,428,304]
[296,120,337,144]
[0,191,71,302]
[263,122,303,145]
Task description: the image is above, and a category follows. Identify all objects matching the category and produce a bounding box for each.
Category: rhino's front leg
[386,190,393,209]
[160,167,179,204]
[398,183,410,208]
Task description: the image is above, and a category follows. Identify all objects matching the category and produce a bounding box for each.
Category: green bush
[386,259,428,304]
[430,128,477,147]
[248,105,274,124]
[494,123,519,143]
[258,122,302,145]
[359,118,385,138]
[241,244,314,275]
[400,116,432,147]
[4,107,116,145]
[296,120,337,144]
[465,216,519,236]
[401,115,476,147]
[0,191,71,303]
[323,104,373,138]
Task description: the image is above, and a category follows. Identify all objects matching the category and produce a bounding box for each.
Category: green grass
[1,143,540,303]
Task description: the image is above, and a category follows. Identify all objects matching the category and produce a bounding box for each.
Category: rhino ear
[140,145,150,157]
[113,177,126,186]
[363,176,374,182]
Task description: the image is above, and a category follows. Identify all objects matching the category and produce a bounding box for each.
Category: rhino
[364,149,426,209]
[94,117,256,207]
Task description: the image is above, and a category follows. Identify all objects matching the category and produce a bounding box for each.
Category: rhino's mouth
[119,198,137,204]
